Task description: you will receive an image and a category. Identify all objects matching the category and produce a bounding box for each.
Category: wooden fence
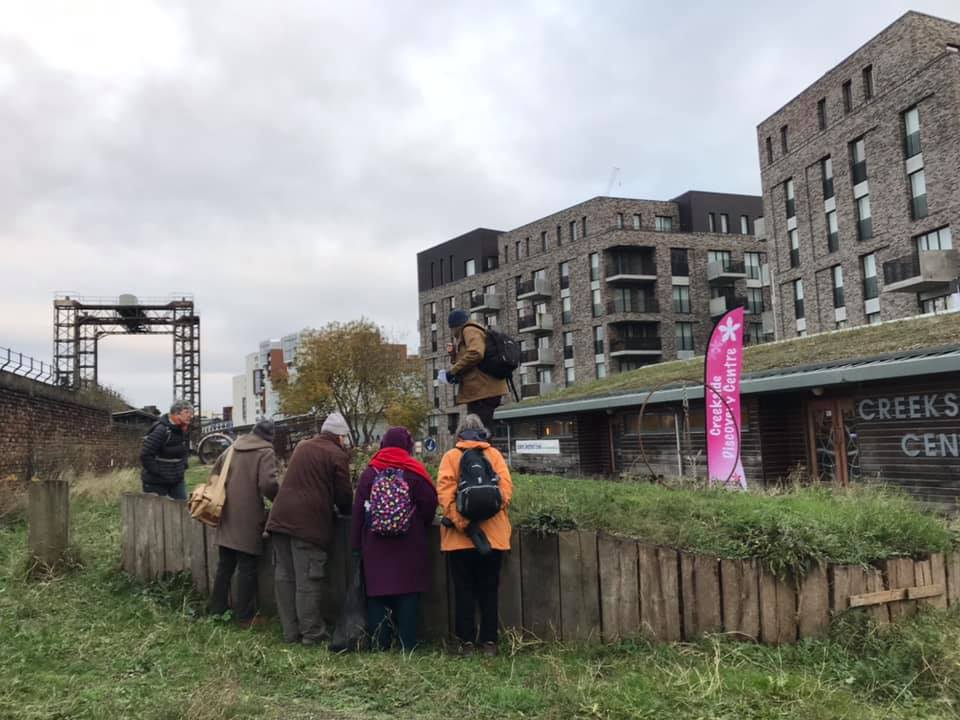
[121,492,959,645]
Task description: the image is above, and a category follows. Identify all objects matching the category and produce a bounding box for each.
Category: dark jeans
[142,480,187,500]
[272,532,330,643]
[467,396,502,430]
[367,593,420,651]
[448,549,502,644]
[208,546,258,622]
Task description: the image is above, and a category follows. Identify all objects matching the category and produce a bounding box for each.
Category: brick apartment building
[758,11,960,337]
[417,192,771,442]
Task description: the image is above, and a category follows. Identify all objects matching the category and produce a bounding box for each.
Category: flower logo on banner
[718,316,741,344]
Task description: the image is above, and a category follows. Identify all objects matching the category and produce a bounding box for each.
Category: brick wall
[0,371,144,482]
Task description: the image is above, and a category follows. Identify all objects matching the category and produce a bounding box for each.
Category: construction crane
[604,167,621,195]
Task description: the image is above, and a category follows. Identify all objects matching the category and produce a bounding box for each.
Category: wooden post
[498,528,524,633]
[521,530,562,641]
[558,530,601,642]
[27,480,70,567]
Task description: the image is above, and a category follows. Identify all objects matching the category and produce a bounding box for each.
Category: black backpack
[477,326,521,380]
[456,448,502,522]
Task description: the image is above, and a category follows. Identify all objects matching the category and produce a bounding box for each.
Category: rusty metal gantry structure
[53,294,201,416]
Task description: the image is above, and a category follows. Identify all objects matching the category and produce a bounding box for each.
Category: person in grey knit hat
[266,410,354,645]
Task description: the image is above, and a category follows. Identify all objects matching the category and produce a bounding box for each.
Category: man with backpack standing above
[445,308,516,430]
[140,399,193,500]
[349,426,437,651]
[265,412,354,645]
[437,414,513,657]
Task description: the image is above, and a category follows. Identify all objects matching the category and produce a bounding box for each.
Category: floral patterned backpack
[365,467,415,536]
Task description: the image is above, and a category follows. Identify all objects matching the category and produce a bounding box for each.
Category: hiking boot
[238,616,268,630]
[457,642,476,658]
[481,642,498,657]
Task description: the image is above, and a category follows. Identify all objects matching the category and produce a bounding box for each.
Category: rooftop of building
[498,309,960,418]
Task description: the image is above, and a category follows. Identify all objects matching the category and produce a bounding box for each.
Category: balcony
[520,347,555,367]
[609,337,662,357]
[521,381,556,399]
[606,296,660,315]
[707,260,747,284]
[883,250,960,294]
[469,292,502,313]
[517,279,551,300]
[518,312,554,334]
[605,255,657,284]
[709,295,749,318]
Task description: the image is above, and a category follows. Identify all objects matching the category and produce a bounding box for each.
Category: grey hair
[170,399,194,416]
[456,413,487,437]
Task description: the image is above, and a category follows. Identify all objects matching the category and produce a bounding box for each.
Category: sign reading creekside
[858,391,960,459]
[516,439,561,455]
[704,307,747,488]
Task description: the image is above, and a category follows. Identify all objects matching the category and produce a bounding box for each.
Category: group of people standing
[139,309,514,654]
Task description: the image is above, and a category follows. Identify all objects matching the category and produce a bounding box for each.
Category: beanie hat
[321,412,350,436]
[448,309,469,328]
[380,426,414,454]
[253,419,275,443]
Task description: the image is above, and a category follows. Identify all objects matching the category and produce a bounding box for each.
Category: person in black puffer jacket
[141,399,194,500]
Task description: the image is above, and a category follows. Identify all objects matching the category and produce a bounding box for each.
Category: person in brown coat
[446,309,508,429]
[265,412,354,645]
[207,419,279,627]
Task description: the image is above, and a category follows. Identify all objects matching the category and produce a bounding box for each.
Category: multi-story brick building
[758,11,960,337]
[417,192,770,443]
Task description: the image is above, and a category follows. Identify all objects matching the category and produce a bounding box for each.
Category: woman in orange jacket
[436,414,513,657]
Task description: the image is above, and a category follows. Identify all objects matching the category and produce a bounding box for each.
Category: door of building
[806,397,860,485]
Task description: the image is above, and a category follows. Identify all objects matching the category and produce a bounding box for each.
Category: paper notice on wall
[516,439,561,455]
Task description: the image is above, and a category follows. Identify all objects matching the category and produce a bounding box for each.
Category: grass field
[2,472,960,719]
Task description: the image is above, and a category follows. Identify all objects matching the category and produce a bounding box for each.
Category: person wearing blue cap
[444,309,508,429]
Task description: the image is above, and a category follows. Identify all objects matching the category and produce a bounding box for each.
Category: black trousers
[448,549,502,644]
[208,546,258,622]
[367,593,420,651]
[467,396,502,430]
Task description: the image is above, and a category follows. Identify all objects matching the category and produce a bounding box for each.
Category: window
[617,212,624,229]
[780,125,788,153]
[832,265,845,308]
[671,248,689,276]
[565,365,575,384]
[591,288,602,317]
[745,251,762,280]
[632,213,641,230]
[720,214,729,234]
[562,295,572,324]
[541,231,548,252]
[910,169,927,219]
[556,225,562,246]
[589,252,600,281]
[843,80,852,113]
[862,65,873,100]
[740,215,750,235]
[747,287,764,314]
[595,361,607,379]
[916,226,952,251]
[503,246,508,263]
[655,216,673,232]
[672,285,691,313]
[525,237,530,256]
[582,216,587,238]
[439,258,445,283]
[785,178,795,217]
[861,253,878,300]
[430,328,438,352]
[821,157,834,199]
[515,241,521,260]
[851,137,867,184]
[708,249,732,270]
[707,213,715,232]
[563,331,575,359]
[789,229,800,268]
[559,261,570,289]
[593,326,604,355]
[765,136,773,164]
[430,261,436,287]
[675,322,694,352]
[793,279,805,319]
[746,323,763,345]
[817,98,827,130]
[904,106,921,158]
[429,301,437,323]
[826,210,839,253]
[856,194,872,240]
[570,221,578,242]
[464,259,476,277]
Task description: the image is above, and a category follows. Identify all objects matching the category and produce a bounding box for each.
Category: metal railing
[610,337,662,353]
[883,253,921,285]
[0,347,56,384]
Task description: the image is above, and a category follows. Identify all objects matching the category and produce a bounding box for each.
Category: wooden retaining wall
[121,493,959,644]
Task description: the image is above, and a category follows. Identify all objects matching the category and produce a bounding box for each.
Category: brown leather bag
[187,447,235,528]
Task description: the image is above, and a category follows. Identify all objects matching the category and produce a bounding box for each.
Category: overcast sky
[2,0,957,414]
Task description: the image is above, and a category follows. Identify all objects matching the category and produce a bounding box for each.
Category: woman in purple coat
[350,427,438,651]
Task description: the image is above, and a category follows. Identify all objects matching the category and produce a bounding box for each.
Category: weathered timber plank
[657,548,682,643]
[797,565,829,639]
[864,566,889,626]
[945,553,960,608]
[638,544,664,640]
[598,534,639,641]
[121,494,137,575]
[418,523,448,642]
[133,495,153,581]
[885,558,916,621]
[521,530,561,641]
[558,530,601,642]
[499,528,524,633]
[721,558,760,641]
[929,554,948,610]
[760,569,797,645]
[680,553,721,640]
[188,515,208,595]
[205,525,219,593]
[161,498,184,574]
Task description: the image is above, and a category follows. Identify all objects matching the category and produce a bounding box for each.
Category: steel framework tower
[53,294,201,416]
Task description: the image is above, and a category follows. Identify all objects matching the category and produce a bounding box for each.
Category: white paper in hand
[437,370,452,385]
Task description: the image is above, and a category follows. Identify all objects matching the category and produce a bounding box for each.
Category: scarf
[369,447,433,485]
